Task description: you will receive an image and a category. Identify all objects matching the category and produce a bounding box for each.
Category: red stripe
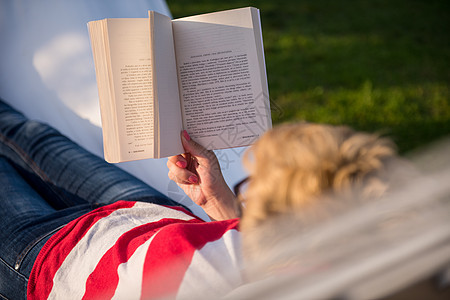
[27,201,136,300]
[82,218,200,300]
[141,219,240,299]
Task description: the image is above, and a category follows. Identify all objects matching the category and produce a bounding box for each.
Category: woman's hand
[167,130,240,221]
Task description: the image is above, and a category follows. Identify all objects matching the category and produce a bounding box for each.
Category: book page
[89,19,119,162]
[172,7,271,150]
[149,11,184,158]
[106,18,155,161]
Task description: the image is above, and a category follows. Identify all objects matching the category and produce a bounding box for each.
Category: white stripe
[112,234,157,300]
[176,229,243,299]
[48,202,194,300]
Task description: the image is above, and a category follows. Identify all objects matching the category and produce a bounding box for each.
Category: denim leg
[0,156,93,300]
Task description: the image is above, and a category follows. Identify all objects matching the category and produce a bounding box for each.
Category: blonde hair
[240,122,397,233]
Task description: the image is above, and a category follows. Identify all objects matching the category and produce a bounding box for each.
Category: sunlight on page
[33,32,102,127]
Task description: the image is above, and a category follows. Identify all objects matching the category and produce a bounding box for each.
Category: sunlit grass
[276,82,449,150]
[169,0,450,153]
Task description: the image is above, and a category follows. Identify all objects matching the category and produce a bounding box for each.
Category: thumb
[181,130,214,162]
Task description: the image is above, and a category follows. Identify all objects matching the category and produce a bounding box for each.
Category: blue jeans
[0,99,182,300]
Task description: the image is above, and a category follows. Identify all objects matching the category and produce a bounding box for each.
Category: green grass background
[168,0,449,153]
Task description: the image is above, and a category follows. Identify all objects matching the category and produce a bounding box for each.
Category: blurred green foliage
[168,0,450,153]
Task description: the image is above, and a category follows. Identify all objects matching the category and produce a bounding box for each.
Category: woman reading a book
[0,99,397,299]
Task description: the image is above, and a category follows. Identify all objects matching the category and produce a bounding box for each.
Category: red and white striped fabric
[27,200,242,300]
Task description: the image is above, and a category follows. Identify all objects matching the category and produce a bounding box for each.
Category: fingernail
[188,175,198,183]
[182,130,191,141]
[176,161,187,168]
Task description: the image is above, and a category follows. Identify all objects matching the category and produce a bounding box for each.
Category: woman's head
[240,122,397,233]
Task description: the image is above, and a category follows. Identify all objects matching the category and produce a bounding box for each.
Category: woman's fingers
[167,158,199,184]
[167,130,218,186]
[167,154,187,168]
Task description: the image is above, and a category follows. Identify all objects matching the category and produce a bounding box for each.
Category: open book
[88,7,271,163]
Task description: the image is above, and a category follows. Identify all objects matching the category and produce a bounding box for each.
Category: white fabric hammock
[0,0,248,220]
